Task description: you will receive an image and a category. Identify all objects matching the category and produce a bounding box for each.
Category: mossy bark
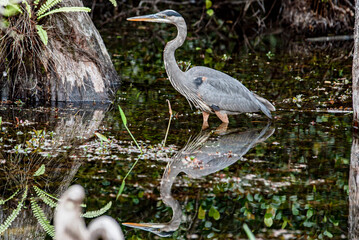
[0,0,119,102]
[47,0,119,102]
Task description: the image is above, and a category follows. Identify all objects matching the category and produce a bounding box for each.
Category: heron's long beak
[127,14,170,23]
[122,222,174,237]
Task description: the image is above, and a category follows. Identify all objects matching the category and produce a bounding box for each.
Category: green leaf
[206,9,214,17]
[0,116,2,127]
[95,132,110,142]
[303,221,314,227]
[246,193,253,202]
[118,105,127,126]
[198,206,206,220]
[37,7,91,20]
[0,190,20,205]
[82,201,112,218]
[209,206,220,220]
[0,188,26,234]
[35,25,48,46]
[281,220,287,229]
[324,230,333,238]
[292,205,299,215]
[33,186,57,208]
[33,164,46,177]
[108,0,117,7]
[204,221,212,228]
[213,210,220,220]
[205,0,212,9]
[243,224,256,240]
[30,197,55,237]
[306,209,313,219]
[264,213,273,227]
[116,180,126,200]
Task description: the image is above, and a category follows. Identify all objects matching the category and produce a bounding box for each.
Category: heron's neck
[160,161,182,228]
[164,20,187,79]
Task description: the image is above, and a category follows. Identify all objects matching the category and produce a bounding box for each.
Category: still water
[0,23,354,239]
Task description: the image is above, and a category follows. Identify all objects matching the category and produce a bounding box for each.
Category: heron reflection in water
[123,124,274,237]
[127,10,275,129]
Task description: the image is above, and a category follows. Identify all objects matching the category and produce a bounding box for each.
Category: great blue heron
[54,185,124,240]
[127,10,275,128]
[123,124,274,237]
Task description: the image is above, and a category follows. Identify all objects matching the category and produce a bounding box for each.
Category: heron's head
[127,10,183,24]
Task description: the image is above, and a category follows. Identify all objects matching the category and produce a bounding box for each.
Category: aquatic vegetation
[116,105,143,199]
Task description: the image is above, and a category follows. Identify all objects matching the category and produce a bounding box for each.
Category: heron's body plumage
[185,66,274,118]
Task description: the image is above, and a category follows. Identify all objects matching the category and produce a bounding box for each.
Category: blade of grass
[116,105,143,200]
[118,105,142,154]
[162,99,173,147]
[243,224,256,240]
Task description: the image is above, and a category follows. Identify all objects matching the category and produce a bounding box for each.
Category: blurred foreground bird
[127,10,275,128]
[54,185,124,240]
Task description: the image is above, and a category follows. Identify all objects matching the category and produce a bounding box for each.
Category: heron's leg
[202,112,210,130]
[214,122,229,134]
[215,111,229,123]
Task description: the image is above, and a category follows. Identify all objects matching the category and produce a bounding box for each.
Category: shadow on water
[123,124,274,237]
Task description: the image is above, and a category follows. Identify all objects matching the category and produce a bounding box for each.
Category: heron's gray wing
[187,67,264,113]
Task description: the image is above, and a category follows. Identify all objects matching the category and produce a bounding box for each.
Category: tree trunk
[0,0,119,102]
[349,134,359,239]
[353,0,359,125]
[47,0,119,102]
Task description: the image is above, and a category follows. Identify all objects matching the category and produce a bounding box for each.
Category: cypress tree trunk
[349,134,359,239]
[353,0,359,125]
[47,0,119,102]
[0,0,119,102]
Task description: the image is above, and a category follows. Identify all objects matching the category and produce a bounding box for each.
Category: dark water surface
[0,23,354,239]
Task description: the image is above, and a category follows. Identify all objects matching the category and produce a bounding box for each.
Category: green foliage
[82,201,112,218]
[208,206,220,220]
[205,0,214,16]
[198,205,206,219]
[37,6,91,20]
[118,105,127,126]
[108,0,117,7]
[95,132,110,143]
[1,2,22,16]
[117,181,126,198]
[36,0,64,16]
[35,25,48,46]
[116,105,143,199]
[243,224,256,240]
[33,164,46,176]
[0,187,27,235]
[0,190,19,205]
[33,186,57,208]
[118,105,142,152]
[30,197,55,238]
